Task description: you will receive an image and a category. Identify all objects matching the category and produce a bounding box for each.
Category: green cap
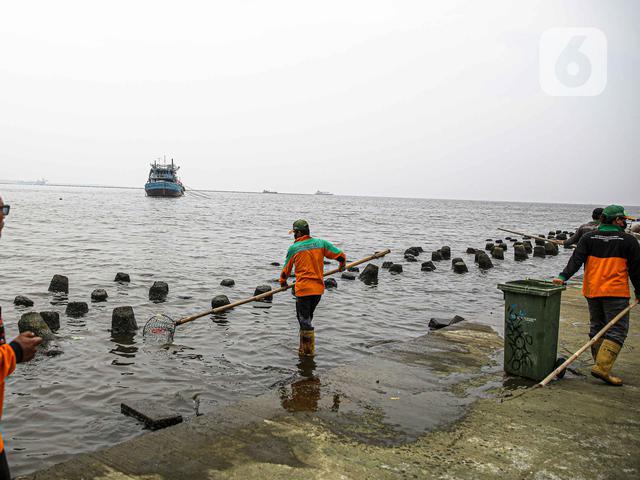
[602,205,635,220]
[289,219,309,234]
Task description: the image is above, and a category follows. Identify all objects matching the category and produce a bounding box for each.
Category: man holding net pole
[280,220,346,357]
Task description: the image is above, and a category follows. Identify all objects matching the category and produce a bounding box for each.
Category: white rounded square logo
[539,28,607,96]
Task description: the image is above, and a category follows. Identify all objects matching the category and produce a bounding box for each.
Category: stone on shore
[428,315,465,330]
[19,312,54,340]
[381,261,393,269]
[220,279,235,287]
[421,261,436,271]
[66,302,89,317]
[477,253,493,269]
[358,264,379,284]
[514,245,528,261]
[111,307,138,334]
[91,289,108,302]
[533,246,546,258]
[431,251,443,261]
[121,400,183,431]
[40,311,61,331]
[453,261,468,273]
[491,247,504,260]
[545,242,559,256]
[389,264,403,274]
[211,295,231,309]
[440,246,451,260]
[14,295,34,307]
[114,272,130,283]
[149,281,169,302]
[341,272,357,280]
[324,278,338,288]
[48,274,69,293]
[254,285,273,302]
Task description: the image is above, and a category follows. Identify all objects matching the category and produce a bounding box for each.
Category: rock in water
[114,272,130,283]
[48,274,69,293]
[514,245,528,261]
[440,246,451,260]
[533,246,546,258]
[545,242,559,256]
[451,257,463,265]
[431,250,443,261]
[91,289,108,302]
[358,264,379,284]
[347,266,360,272]
[428,315,465,330]
[389,264,403,274]
[14,295,34,307]
[421,261,436,271]
[523,241,533,254]
[500,242,507,251]
[211,295,231,309]
[477,253,493,269]
[254,285,273,302]
[404,247,421,257]
[220,279,235,287]
[453,261,468,273]
[40,311,60,331]
[485,242,494,251]
[324,278,338,288]
[556,233,567,241]
[341,272,357,280]
[491,247,504,260]
[466,247,476,254]
[111,306,138,334]
[66,302,89,317]
[404,254,418,262]
[19,312,54,340]
[149,281,169,302]
[381,261,393,269]
[270,262,281,267]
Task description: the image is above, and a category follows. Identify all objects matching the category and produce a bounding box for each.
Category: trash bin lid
[497,279,566,297]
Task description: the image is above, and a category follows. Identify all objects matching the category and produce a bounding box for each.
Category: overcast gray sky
[1,1,638,204]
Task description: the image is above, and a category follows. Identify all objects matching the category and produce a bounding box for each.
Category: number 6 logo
[540,28,607,96]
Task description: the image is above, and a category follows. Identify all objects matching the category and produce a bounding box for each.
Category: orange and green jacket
[280,235,345,297]
[0,310,19,453]
[559,224,640,298]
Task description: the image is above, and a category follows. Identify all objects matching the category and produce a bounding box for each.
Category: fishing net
[143,313,176,343]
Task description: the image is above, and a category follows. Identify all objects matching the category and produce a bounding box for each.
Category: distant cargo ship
[145,158,185,197]
[262,189,278,194]
[314,190,333,195]
[16,178,48,186]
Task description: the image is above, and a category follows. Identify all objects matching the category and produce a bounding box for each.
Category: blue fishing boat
[145,158,185,197]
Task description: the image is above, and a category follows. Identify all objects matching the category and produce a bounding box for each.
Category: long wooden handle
[537,299,638,387]
[497,227,563,245]
[175,249,391,326]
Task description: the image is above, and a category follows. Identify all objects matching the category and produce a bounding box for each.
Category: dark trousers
[586,297,630,346]
[0,450,10,480]
[296,295,321,330]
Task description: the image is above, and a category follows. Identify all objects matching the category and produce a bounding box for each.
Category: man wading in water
[554,205,640,386]
[280,220,345,356]
[0,195,42,479]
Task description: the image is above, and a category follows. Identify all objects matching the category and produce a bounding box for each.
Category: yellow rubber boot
[298,330,315,357]
[591,339,623,386]
[590,338,603,361]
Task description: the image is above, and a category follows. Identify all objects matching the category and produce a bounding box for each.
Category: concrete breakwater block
[440,246,451,260]
[421,261,436,271]
[431,250,443,261]
[358,264,379,284]
[477,252,493,270]
[404,254,418,262]
[466,247,476,254]
[389,264,403,274]
[149,281,169,301]
[220,279,235,287]
[121,400,183,430]
[114,272,130,283]
[514,245,528,261]
[324,278,338,288]
[533,246,546,258]
[270,261,280,266]
[341,271,357,280]
[381,261,393,269]
[491,247,504,260]
[523,241,533,253]
[66,302,89,317]
[347,266,360,272]
[19,312,54,340]
[429,315,465,330]
[485,242,494,251]
[40,311,60,331]
[112,306,137,334]
[14,295,34,307]
[48,274,69,293]
[211,295,231,309]
[544,242,559,256]
[91,289,108,302]
[453,261,468,273]
[404,247,421,257]
[254,285,272,302]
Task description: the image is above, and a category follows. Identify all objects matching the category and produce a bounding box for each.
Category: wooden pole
[497,227,563,245]
[537,299,638,387]
[175,249,391,326]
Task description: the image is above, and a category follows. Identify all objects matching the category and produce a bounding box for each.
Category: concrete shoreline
[21,285,640,479]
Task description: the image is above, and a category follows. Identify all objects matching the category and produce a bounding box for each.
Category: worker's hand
[338,262,346,272]
[279,279,288,288]
[12,331,43,362]
[552,278,566,286]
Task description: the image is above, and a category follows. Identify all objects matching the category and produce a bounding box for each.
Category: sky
[0,1,638,205]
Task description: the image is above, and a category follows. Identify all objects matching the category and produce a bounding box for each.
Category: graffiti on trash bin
[506,304,534,371]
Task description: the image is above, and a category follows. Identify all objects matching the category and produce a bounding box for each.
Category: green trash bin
[497,279,566,381]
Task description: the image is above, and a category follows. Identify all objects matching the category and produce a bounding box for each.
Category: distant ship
[314,190,333,195]
[17,178,47,186]
[145,158,185,197]
[262,189,278,194]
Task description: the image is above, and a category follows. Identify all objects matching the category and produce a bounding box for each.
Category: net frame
[143,313,176,343]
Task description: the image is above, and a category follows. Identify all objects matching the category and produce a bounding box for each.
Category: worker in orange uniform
[280,220,346,356]
[0,195,43,479]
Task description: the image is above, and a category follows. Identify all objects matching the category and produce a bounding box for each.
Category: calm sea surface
[0,185,632,476]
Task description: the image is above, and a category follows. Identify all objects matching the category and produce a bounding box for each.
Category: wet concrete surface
[21,285,640,479]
